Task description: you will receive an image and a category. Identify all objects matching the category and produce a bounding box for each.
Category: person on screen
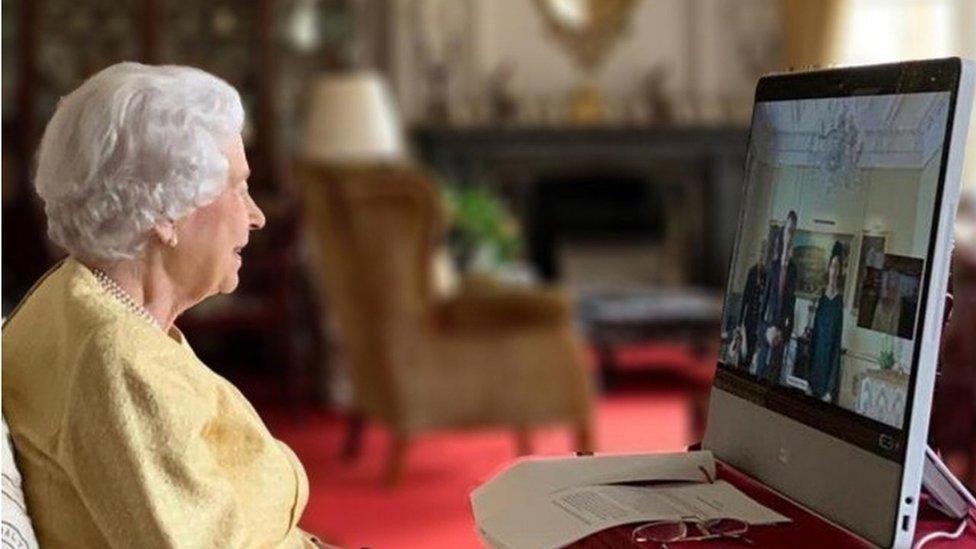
[872,270,902,334]
[737,238,771,370]
[754,227,782,376]
[758,211,798,383]
[807,241,845,402]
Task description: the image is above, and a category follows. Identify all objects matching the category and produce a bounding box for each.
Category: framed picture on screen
[854,233,887,309]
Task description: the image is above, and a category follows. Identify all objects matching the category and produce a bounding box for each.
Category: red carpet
[266,391,696,548]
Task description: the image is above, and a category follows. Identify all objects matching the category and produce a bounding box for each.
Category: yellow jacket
[2,258,314,548]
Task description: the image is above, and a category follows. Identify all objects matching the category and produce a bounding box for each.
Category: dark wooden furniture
[579,289,722,439]
[578,290,723,387]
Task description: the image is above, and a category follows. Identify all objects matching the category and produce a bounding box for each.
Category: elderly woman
[2,63,323,547]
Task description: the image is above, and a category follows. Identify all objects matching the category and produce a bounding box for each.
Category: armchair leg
[514,428,532,456]
[341,414,364,461]
[384,432,409,488]
[573,421,594,454]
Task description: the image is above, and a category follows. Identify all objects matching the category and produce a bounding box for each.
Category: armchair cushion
[432,285,572,331]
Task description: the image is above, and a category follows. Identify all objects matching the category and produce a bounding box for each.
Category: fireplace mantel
[413,124,747,156]
[412,125,749,287]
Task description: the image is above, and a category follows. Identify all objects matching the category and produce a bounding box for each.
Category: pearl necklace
[90,267,162,331]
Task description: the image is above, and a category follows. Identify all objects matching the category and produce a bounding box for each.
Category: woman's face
[170,136,265,299]
[827,256,840,288]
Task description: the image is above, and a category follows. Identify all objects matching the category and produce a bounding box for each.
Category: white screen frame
[703,58,974,549]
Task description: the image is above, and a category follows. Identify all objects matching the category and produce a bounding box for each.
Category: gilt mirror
[533,0,638,74]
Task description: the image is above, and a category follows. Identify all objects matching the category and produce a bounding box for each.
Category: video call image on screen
[720,91,951,430]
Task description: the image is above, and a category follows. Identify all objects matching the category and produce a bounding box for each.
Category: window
[834,0,975,187]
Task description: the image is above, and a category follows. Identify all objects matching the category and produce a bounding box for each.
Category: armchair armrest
[431,279,573,331]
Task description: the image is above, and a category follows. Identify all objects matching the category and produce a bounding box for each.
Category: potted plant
[442,185,522,273]
[878,336,900,372]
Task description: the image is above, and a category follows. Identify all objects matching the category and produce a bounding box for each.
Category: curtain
[840,0,973,190]
[956,1,976,190]
[779,0,845,69]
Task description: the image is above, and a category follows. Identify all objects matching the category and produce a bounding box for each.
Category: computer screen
[716,90,952,459]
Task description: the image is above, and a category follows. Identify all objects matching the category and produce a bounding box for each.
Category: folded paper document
[471,451,789,549]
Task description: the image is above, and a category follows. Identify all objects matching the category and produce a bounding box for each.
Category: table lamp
[302,71,407,164]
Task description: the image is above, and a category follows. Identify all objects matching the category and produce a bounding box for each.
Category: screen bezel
[714,58,964,465]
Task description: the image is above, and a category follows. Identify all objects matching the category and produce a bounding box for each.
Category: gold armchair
[296,164,594,484]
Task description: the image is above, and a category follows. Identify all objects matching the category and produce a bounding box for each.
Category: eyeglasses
[631,517,753,548]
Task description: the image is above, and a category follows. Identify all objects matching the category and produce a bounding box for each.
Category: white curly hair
[34,62,245,261]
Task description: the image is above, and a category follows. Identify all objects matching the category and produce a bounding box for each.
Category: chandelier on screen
[816,105,864,193]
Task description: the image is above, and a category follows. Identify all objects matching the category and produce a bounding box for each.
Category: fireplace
[413,125,748,291]
[527,170,670,289]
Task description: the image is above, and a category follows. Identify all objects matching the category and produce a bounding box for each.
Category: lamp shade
[302,72,407,164]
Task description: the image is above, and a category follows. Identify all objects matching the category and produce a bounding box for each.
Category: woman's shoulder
[3,260,215,433]
[65,325,219,428]
[82,318,214,394]
[816,292,843,313]
[5,258,147,341]
[13,259,205,381]
[83,319,183,362]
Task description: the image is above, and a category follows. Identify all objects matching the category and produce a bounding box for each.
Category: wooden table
[578,290,723,388]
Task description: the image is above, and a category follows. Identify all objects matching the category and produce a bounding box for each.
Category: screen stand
[923,446,976,519]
